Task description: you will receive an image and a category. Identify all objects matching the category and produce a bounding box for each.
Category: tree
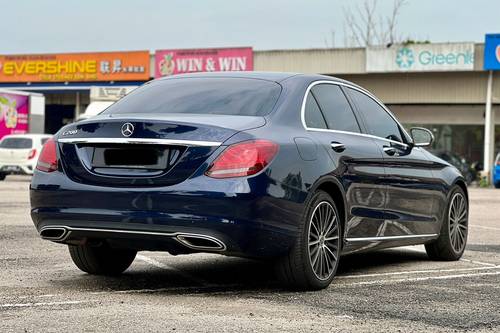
[342,0,407,47]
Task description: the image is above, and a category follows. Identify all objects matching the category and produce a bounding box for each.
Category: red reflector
[206,140,279,179]
[28,148,37,160]
[36,138,58,172]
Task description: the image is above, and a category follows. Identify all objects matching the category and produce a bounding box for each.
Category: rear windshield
[102,78,282,117]
[0,138,32,149]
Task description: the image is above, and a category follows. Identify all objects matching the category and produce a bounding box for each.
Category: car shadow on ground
[52,248,430,295]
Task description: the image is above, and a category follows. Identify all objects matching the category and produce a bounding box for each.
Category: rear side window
[41,138,50,145]
[102,78,281,117]
[304,92,327,129]
[347,88,404,143]
[0,138,32,149]
[311,84,360,133]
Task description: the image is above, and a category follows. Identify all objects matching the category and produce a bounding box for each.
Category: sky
[2,0,500,54]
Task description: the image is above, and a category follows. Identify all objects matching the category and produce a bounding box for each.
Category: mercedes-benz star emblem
[121,123,134,137]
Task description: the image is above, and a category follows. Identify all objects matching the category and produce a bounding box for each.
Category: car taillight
[206,140,279,179]
[28,148,37,160]
[36,138,58,172]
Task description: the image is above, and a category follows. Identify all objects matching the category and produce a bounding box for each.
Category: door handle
[383,146,397,156]
[331,142,345,152]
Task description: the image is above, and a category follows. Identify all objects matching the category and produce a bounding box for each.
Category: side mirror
[410,127,434,147]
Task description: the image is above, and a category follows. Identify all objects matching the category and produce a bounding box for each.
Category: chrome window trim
[57,137,222,147]
[346,233,438,242]
[300,80,412,148]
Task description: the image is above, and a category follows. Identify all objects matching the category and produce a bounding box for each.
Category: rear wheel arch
[426,184,468,261]
[437,178,468,231]
[309,177,347,244]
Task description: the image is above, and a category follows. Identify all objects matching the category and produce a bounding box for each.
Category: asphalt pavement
[0,175,499,332]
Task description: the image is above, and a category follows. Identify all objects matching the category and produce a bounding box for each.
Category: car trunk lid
[57,114,265,187]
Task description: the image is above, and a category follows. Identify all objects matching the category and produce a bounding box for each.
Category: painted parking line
[338,270,500,286]
[3,270,499,301]
[338,264,500,279]
[394,245,426,253]
[461,258,498,267]
[0,300,89,309]
[390,245,499,267]
[470,225,500,231]
[136,254,213,287]
[1,284,244,304]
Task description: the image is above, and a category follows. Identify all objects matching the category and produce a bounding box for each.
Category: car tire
[425,186,468,261]
[494,182,500,189]
[68,244,137,275]
[0,173,6,181]
[275,190,342,290]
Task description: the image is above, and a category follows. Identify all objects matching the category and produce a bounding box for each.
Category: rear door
[303,82,387,240]
[345,87,441,237]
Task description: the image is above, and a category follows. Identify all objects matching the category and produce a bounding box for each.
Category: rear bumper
[30,169,307,258]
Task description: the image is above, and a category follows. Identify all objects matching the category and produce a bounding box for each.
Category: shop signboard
[0,51,150,82]
[484,34,500,70]
[155,47,253,77]
[366,43,475,72]
[0,92,29,139]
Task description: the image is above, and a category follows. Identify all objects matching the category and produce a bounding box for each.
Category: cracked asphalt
[0,175,499,332]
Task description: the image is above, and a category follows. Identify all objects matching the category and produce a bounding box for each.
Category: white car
[0,134,52,180]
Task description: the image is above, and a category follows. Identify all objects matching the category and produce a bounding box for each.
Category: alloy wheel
[448,193,468,253]
[308,201,340,280]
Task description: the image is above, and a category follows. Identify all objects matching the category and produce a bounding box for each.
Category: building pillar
[483,70,494,183]
[74,92,81,120]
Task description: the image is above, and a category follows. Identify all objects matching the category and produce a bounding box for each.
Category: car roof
[155,71,355,84]
[157,71,301,83]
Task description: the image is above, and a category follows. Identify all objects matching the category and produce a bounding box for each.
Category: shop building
[1,43,498,171]
[255,42,499,168]
[0,51,151,134]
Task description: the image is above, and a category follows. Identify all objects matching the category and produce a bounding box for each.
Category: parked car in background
[494,153,500,188]
[0,134,52,180]
[30,72,469,290]
[429,150,475,184]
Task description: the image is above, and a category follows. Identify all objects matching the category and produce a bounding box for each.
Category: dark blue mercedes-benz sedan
[30,72,469,290]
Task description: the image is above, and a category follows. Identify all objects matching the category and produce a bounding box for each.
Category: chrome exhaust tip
[175,233,226,251]
[39,227,68,241]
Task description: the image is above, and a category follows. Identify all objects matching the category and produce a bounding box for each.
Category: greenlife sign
[366,43,475,72]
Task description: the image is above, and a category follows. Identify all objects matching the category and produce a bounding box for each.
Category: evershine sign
[0,51,150,83]
[366,43,475,72]
[155,47,253,77]
[484,34,500,70]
